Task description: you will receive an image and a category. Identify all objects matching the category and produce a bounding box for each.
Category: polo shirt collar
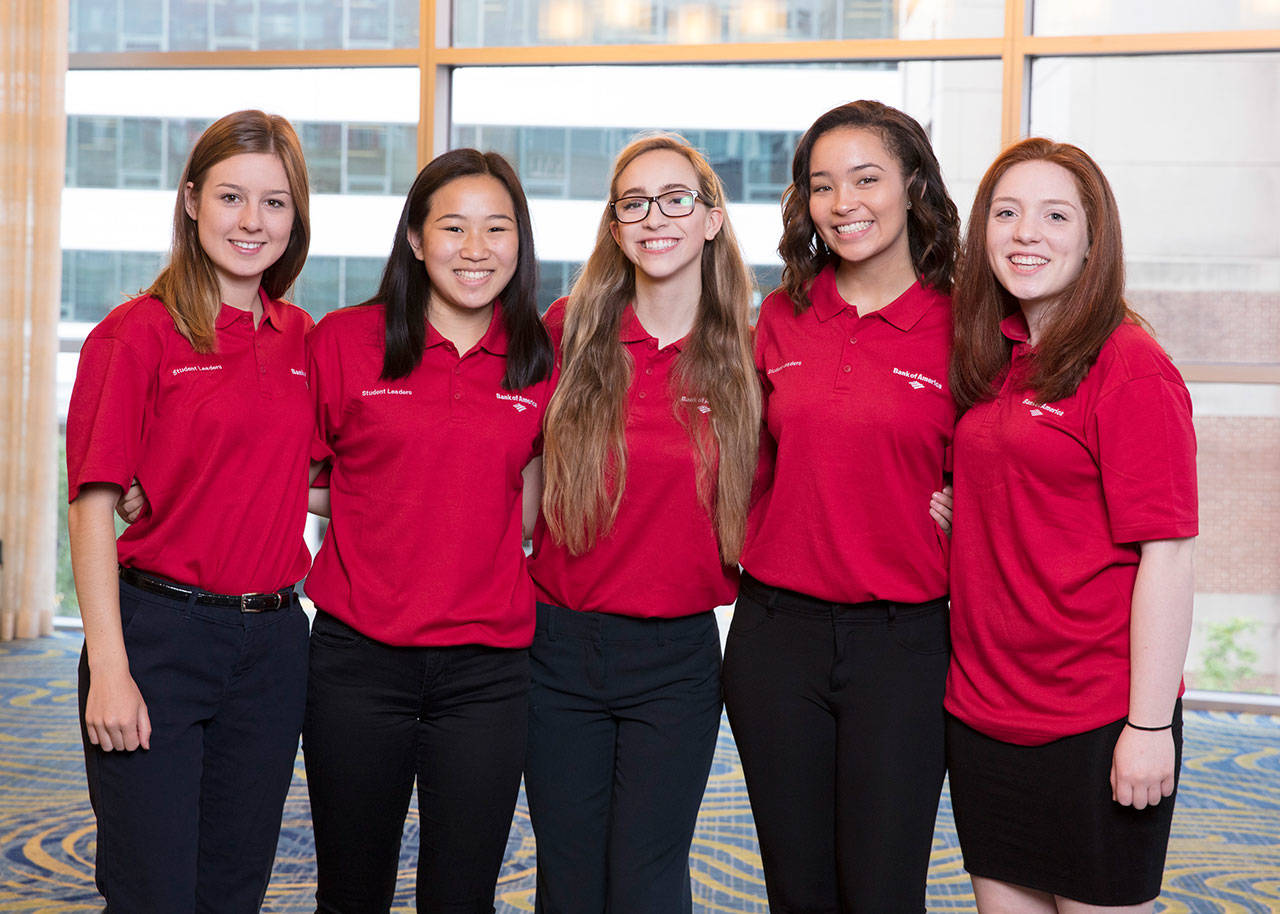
[424,301,508,355]
[215,287,284,331]
[808,264,934,332]
[1000,310,1031,343]
[620,304,686,352]
[808,265,848,323]
[259,288,287,331]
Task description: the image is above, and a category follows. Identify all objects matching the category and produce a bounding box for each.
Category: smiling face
[986,159,1090,324]
[184,152,295,309]
[608,148,723,286]
[409,173,519,327]
[807,126,912,276]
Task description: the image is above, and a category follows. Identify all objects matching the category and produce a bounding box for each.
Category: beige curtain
[0,0,67,639]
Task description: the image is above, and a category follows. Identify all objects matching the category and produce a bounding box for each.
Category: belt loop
[183,585,200,619]
[657,619,666,646]
[546,604,558,642]
[887,602,897,627]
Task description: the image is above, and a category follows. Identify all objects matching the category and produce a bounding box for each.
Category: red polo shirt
[528,299,739,618]
[741,266,955,603]
[945,315,1198,745]
[305,303,552,648]
[66,291,314,594]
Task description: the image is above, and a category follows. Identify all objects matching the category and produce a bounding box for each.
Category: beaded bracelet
[1125,719,1173,732]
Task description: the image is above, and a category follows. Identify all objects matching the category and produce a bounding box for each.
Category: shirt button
[453,392,461,400]
[849,338,856,344]
[648,339,657,349]
[843,365,852,373]
[638,390,647,399]
[645,367,653,375]
[260,365,267,374]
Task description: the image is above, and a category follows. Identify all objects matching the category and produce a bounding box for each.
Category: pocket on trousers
[890,604,950,656]
[309,610,365,649]
[726,593,772,639]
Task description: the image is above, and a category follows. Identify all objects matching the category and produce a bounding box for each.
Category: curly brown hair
[778,100,959,312]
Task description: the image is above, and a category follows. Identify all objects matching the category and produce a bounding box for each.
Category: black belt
[119,566,295,613]
[739,571,947,617]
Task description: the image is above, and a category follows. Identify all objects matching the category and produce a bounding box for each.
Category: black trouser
[721,575,950,914]
[79,575,309,913]
[524,602,722,914]
[302,610,529,914]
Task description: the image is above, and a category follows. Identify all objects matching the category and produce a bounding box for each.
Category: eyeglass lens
[613,190,698,222]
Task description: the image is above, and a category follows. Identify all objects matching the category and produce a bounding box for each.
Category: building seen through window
[56,0,1280,698]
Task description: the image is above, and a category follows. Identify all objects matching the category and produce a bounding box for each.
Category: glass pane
[68,0,420,50]
[1186,391,1280,695]
[61,67,419,396]
[454,61,1003,303]
[452,0,1003,46]
[120,118,164,189]
[1030,53,1280,696]
[1029,53,1280,368]
[1033,0,1280,35]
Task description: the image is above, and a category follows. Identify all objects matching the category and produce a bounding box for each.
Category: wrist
[1125,718,1173,732]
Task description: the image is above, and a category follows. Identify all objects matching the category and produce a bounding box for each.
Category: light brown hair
[148,110,310,352]
[950,137,1139,411]
[541,134,761,563]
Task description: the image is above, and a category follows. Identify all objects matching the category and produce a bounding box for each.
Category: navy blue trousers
[524,602,722,914]
[302,610,529,914]
[78,576,309,914]
[721,577,950,914]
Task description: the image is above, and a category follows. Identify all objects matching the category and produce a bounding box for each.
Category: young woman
[526,134,760,914]
[302,148,554,913]
[720,100,961,913]
[66,109,313,912]
[946,138,1196,913]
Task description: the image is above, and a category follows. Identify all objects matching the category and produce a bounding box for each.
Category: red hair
[950,137,1141,411]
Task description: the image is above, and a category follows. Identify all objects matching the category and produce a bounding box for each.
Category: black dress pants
[524,602,722,914]
[79,576,309,914]
[721,576,950,914]
[303,610,529,914]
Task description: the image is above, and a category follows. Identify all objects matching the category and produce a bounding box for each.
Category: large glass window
[61,67,418,334]
[454,60,1003,306]
[1033,0,1280,35]
[452,0,1004,46]
[59,0,1279,700]
[69,0,420,51]
[1030,51,1280,694]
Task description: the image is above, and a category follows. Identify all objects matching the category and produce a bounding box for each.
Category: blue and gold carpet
[2,635,1278,912]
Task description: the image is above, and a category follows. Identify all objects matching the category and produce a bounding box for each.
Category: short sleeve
[66,336,152,502]
[1092,372,1198,543]
[307,320,344,466]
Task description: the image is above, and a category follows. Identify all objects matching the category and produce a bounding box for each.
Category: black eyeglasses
[611,189,703,223]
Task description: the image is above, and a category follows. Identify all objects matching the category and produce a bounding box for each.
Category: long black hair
[370,148,552,389]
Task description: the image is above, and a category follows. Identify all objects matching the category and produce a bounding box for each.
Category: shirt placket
[635,337,660,404]
[834,308,859,392]
[447,343,464,417]
[245,314,267,396]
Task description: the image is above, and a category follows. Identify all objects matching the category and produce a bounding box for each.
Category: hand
[1110,724,1175,810]
[929,485,954,536]
[115,479,148,524]
[84,668,152,752]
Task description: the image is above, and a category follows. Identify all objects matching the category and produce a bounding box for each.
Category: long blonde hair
[541,134,761,563]
[148,110,310,352]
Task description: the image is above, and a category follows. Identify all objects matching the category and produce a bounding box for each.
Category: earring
[906,202,913,210]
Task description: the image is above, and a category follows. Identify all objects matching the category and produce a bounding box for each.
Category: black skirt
[945,702,1183,906]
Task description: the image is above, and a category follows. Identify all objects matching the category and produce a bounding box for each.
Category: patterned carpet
[2,634,1278,913]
